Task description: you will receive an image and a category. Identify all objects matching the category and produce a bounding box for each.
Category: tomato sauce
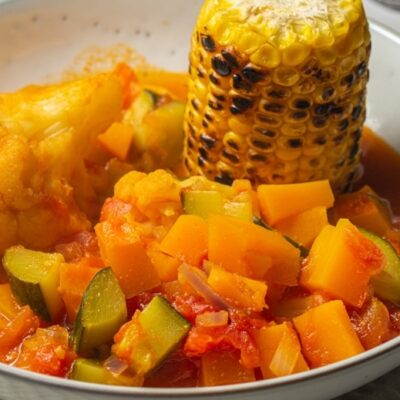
[360,127,400,214]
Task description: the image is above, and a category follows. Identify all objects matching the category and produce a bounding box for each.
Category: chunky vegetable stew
[0,60,399,387]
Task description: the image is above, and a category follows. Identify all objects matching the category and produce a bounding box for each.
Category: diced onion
[269,330,300,377]
[196,311,229,327]
[179,264,231,310]
[104,355,129,376]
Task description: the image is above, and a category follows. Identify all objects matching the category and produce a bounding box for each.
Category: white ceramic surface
[0,1,399,400]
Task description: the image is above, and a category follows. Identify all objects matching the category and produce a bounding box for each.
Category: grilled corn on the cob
[184,0,371,192]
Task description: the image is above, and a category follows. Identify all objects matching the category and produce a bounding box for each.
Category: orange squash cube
[294,300,364,368]
[257,180,334,225]
[207,215,249,276]
[200,351,255,386]
[274,207,328,248]
[254,322,309,378]
[207,266,267,311]
[95,221,160,298]
[160,215,208,267]
[301,219,385,308]
[97,122,134,160]
[58,262,101,322]
[208,214,300,285]
[148,243,180,282]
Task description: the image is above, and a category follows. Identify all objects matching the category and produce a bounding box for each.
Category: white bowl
[0,1,399,399]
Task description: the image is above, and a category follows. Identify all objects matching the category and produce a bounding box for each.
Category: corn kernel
[184,0,370,192]
[251,43,281,69]
[228,117,252,135]
[282,44,311,67]
[316,48,337,66]
[273,67,300,87]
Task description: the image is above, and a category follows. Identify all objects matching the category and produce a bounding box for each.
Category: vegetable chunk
[96,221,160,298]
[160,215,208,267]
[73,268,127,354]
[359,228,400,304]
[113,296,191,375]
[254,322,309,378]
[3,247,64,321]
[208,214,301,284]
[207,266,267,311]
[200,351,255,386]
[294,300,364,368]
[274,207,328,248]
[301,219,385,308]
[257,180,334,225]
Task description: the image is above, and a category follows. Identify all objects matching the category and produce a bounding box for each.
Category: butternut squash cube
[59,262,100,322]
[97,122,134,161]
[300,219,385,308]
[95,221,160,298]
[293,300,364,368]
[160,215,208,267]
[254,322,309,378]
[274,206,328,248]
[200,351,255,386]
[257,180,334,225]
[207,266,267,311]
[208,214,300,285]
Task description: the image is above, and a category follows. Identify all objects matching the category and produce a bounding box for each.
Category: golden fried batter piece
[0,73,123,252]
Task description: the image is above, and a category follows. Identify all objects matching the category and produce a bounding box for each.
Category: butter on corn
[183,0,371,192]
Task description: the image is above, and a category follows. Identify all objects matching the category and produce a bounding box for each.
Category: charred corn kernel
[184,0,370,192]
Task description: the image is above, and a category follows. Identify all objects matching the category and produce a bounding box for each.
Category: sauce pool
[360,127,400,214]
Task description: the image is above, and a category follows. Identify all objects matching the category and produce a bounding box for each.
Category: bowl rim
[1,323,399,397]
[0,10,399,396]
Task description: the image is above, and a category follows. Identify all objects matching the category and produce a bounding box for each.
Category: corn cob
[183,0,371,192]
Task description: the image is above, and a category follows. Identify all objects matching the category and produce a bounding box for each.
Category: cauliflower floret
[0,73,123,252]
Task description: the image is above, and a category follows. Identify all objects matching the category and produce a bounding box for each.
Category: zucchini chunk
[73,267,127,354]
[69,358,141,386]
[360,228,400,304]
[119,296,191,375]
[183,191,224,219]
[3,246,64,321]
[183,190,252,221]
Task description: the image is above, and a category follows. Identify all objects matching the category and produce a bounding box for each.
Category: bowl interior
[0,0,399,152]
[0,0,399,399]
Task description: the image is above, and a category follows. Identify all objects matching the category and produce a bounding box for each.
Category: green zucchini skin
[129,295,191,375]
[3,246,64,321]
[73,267,127,355]
[359,228,400,304]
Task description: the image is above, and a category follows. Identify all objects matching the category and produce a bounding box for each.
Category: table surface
[0,0,399,399]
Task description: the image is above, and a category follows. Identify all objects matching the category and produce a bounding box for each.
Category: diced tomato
[0,307,40,362]
[184,313,268,369]
[114,62,140,108]
[55,231,102,262]
[15,326,76,377]
[170,294,218,325]
[349,298,391,350]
